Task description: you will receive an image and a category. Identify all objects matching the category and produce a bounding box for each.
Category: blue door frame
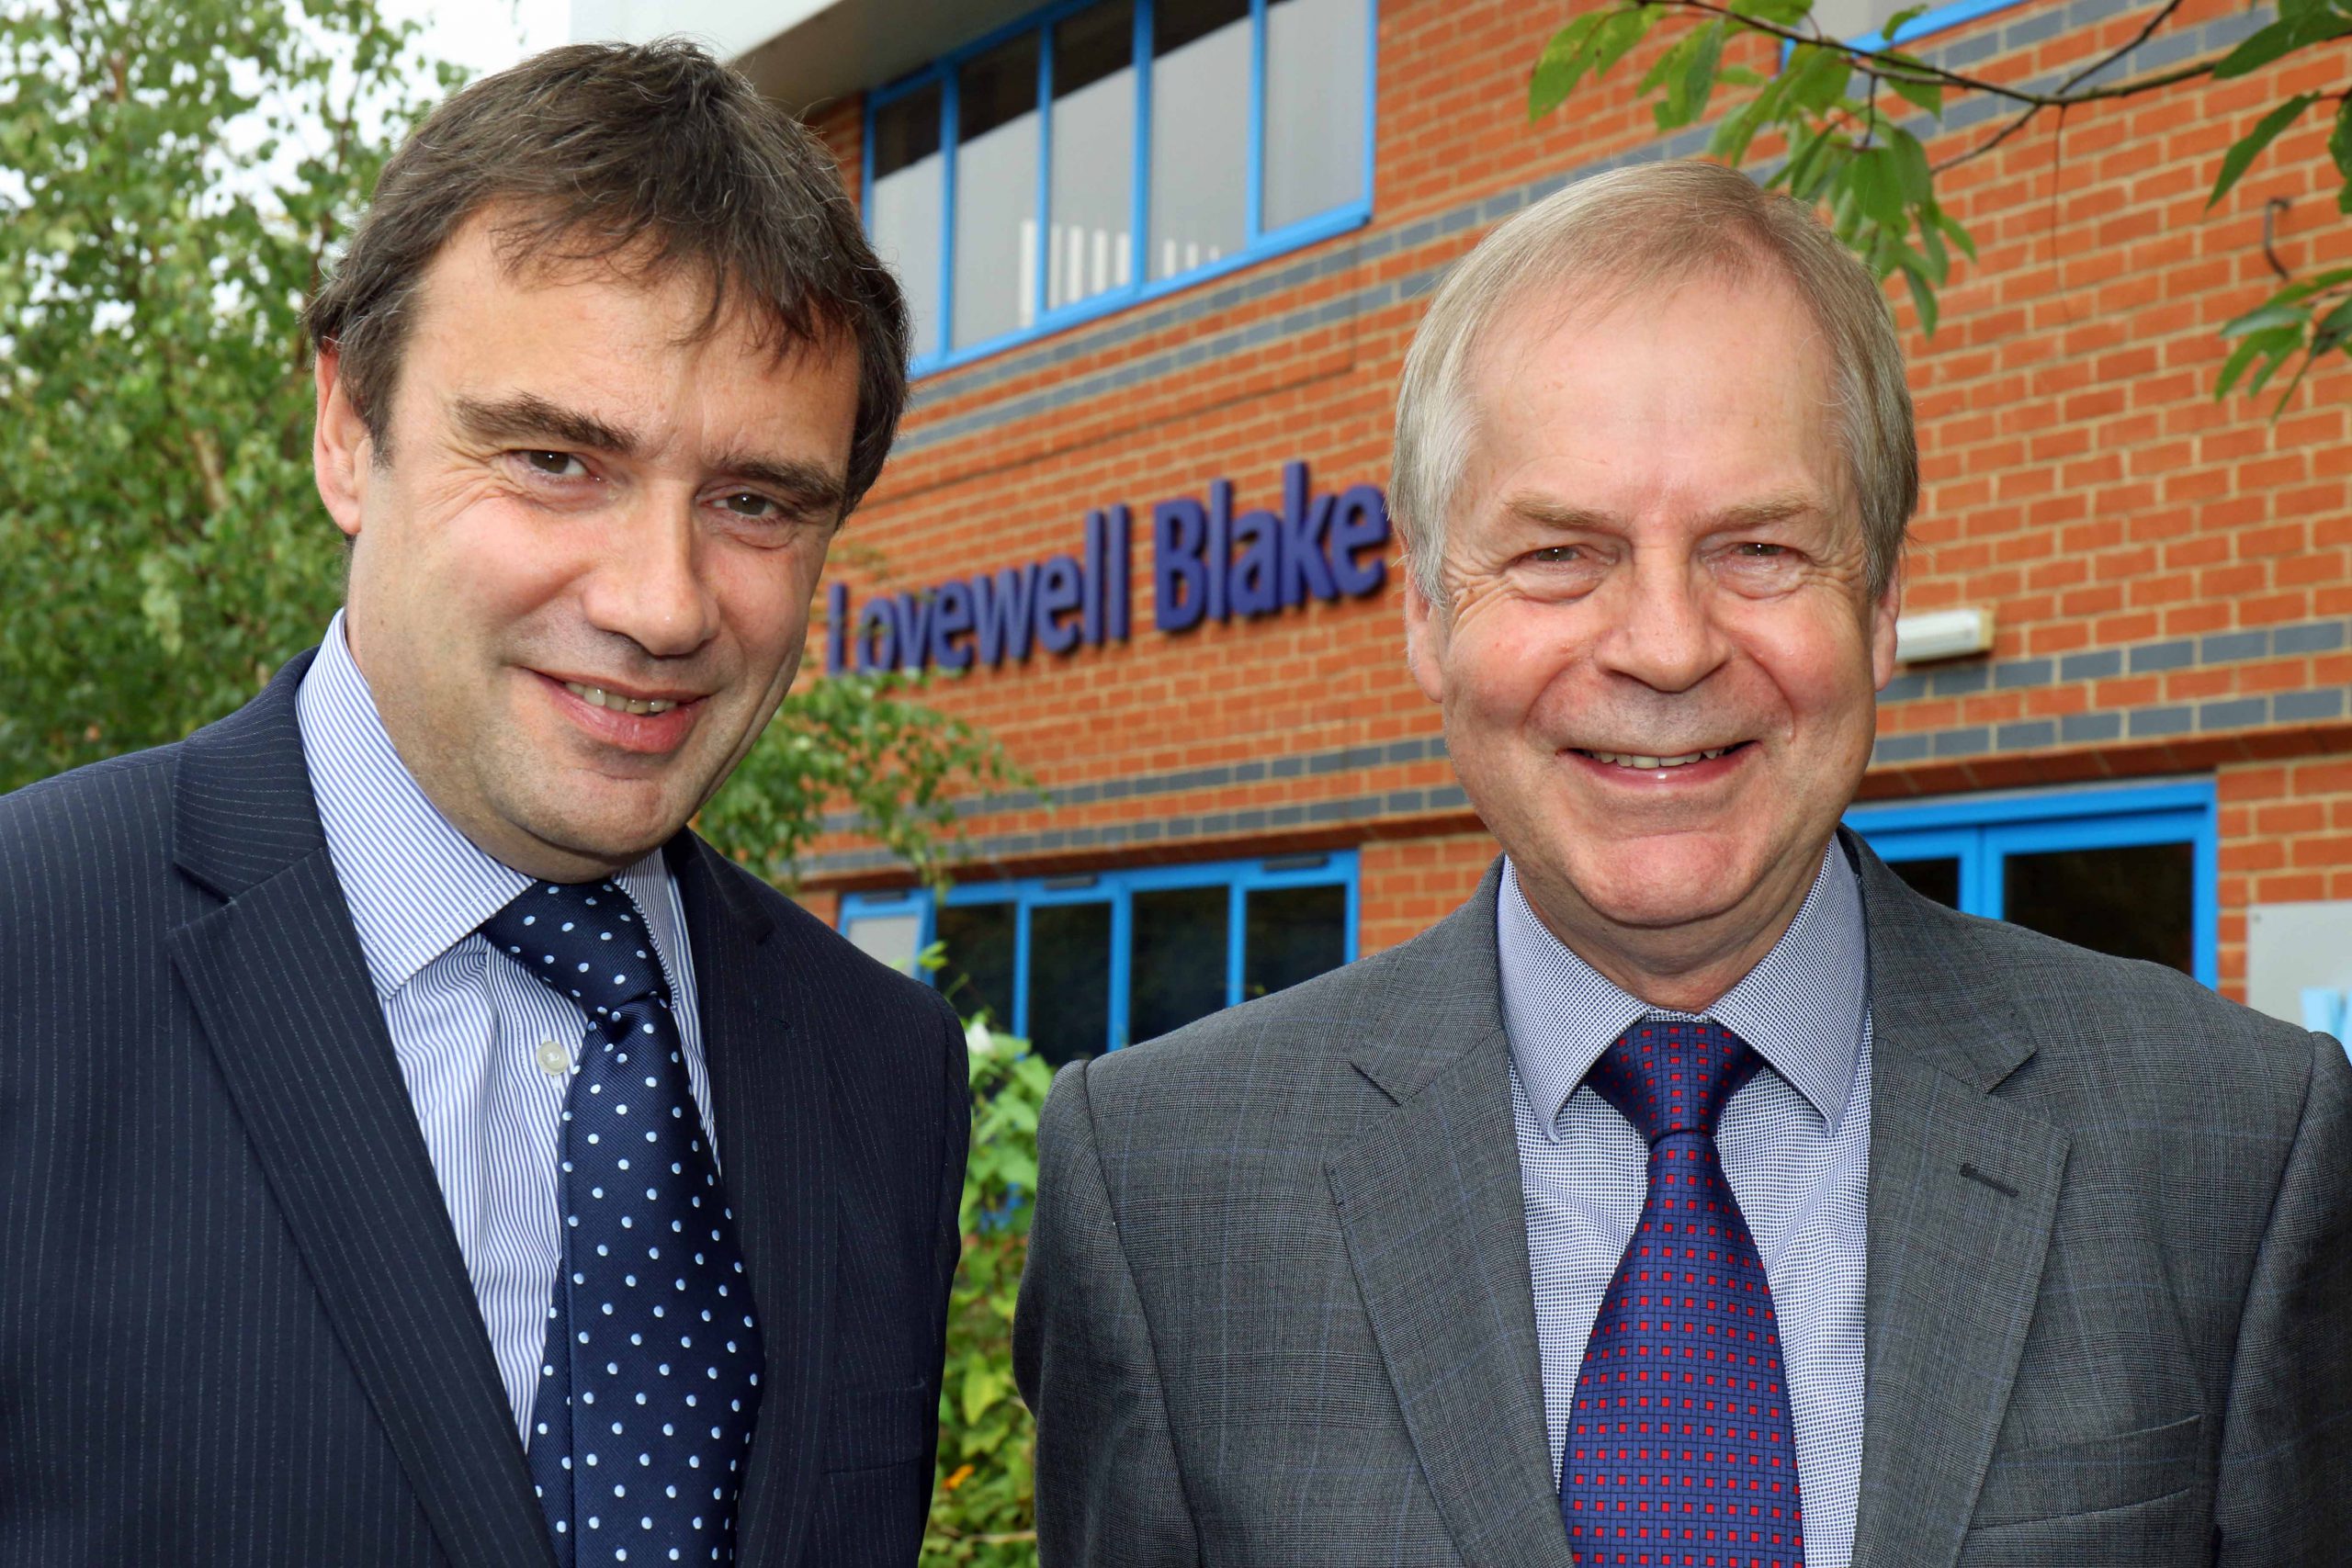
[1844,778,2220,987]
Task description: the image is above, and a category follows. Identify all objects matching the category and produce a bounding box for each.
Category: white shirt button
[538,1040,571,1077]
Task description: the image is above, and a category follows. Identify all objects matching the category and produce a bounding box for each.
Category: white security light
[1894,606,1996,664]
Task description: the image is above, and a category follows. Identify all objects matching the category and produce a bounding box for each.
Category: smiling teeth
[564,682,678,716]
[1583,748,1729,770]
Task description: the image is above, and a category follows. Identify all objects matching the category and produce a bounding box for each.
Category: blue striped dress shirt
[295,613,717,1443]
[1500,844,1871,1568]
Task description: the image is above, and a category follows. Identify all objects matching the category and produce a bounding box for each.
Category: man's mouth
[1569,743,1746,771]
[560,681,682,716]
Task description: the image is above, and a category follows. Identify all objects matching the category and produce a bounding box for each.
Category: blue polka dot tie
[1557,1019,1804,1568]
[482,881,764,1567]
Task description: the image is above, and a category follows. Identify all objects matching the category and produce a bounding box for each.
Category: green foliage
[696,668,1034,894]
[0,0,1027,894]
[0,0,443,787]
[923,1011,1052,1568]
[1525,0,2352,415]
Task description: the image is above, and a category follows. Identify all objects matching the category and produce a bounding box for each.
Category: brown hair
[304,39,909,516]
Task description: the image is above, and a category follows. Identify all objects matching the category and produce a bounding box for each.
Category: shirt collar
[296,611,674,1002]
[1498,841,1869,1143]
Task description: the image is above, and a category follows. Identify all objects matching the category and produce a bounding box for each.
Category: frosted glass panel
[1262,0,1366,231]
[953,34,1042,349]
[1148,0,1249,281]
[869,85,944,361]
[1048,0,1136,313]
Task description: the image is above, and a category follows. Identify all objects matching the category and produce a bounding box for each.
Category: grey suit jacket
[1013,838,2352,1566]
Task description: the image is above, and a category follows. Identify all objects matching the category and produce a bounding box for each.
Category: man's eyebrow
[710,453,848,517]
[1498,491,1825,530]
[452,393,638,456]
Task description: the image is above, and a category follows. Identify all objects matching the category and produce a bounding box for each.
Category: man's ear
[1402,555,1448,705]
[313,345,373,541]
[1869,556,1905,692]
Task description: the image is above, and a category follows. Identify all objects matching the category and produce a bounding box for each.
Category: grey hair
[1388,159,1916,607]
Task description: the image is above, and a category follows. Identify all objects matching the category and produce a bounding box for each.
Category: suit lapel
[1328,873,1576,1568]
[669,835,834,1568]
[1848,840,2070,1568]
[167,655,556,1568]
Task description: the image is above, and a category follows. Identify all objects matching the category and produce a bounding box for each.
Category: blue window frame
[863,0,1378,376]
[1844,779,2219,987]
[839,851,1360,1058]
[1804,0,2028,55]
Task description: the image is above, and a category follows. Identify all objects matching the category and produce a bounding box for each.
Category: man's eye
[521,450,586,478]
[718,491,776,519]
[1736,542,1790,558]
[1530,546,1585,563]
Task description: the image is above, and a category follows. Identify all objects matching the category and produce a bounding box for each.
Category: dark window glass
[935,902,1016,1029]
[869,85,944,359]
[953,32,1043,348]
[1129,885,1229,1043]
[1048,0,1136,312]
[2002,841,2194,975]
[1028,902,1113,1065]
[1244,883,1346,999]
[1148,0,1250,279]
[1888,856,1961,908]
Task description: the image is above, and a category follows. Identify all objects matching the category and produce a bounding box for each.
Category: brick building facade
[625,0,2352,1054]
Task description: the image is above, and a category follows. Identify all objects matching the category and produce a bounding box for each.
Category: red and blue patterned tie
[1558,1019,1804,1568]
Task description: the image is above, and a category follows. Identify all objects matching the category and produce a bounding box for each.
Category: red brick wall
[791,0,2352,1002]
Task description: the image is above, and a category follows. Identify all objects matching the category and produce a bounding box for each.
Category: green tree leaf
[2212,10,2352,80]
[2209,93,2318,209]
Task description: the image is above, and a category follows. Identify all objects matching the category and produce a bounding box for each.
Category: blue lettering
[854,598,899,673]
[1229,509,1279,618]
[931,581,974,671]
[825,582,850,674]
[1035,556,1084,654]
[893,590,934,671]
[1278,460,1338,607]
[1105,504,1132,640]
[1329,484,1389,597]
[974,564,1038,665]
[1153,499,1208,633]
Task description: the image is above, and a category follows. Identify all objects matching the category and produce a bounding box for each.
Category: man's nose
[578,497,722,660]
[1591,552,1726,694]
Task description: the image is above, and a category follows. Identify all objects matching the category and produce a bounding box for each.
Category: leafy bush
[925,1019,1051,1566]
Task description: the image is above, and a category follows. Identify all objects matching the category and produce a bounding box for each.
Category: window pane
[870,85,944,360]
[1887,857,1961,909]
[1129,886,1230,1042]
[1148,0,1250,280]
[1244,883,1346,1000]
[936,901,1016,1029]
[843,911,922,974]
[1262,0,1366,231]
[2002,841,2194,975]
[1048,1,1136,313]
[953,33,1043,349]
[1029,902,1112,1066]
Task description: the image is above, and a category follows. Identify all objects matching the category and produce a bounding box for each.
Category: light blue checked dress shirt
[1500,844,1871,1568]
[295,613,718,1444]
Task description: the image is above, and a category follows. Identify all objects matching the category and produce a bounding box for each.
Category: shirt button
[537,1040,570,1077]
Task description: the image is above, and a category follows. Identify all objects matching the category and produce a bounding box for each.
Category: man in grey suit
[1013,159,2351,1566]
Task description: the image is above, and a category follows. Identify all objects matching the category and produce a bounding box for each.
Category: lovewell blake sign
[824,461,1390,675]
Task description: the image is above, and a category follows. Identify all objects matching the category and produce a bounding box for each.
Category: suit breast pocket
[1969,1412,2203,1529]
[823,1380,937,1474]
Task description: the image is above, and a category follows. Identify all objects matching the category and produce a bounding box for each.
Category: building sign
[826,461,1389,675]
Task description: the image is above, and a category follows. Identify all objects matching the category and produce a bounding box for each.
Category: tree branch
[1667,0,2222,107]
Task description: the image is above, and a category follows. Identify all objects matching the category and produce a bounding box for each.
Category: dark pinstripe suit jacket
[1016,843,2352,1567]
[0,650,968,1567]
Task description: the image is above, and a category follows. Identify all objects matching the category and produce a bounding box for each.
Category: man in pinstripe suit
[0,43,964,1568]
[1016,162,2350,1565]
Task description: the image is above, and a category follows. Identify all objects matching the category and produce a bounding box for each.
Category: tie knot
[1587,1017,1758,1145]
[480,879,670,1020]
